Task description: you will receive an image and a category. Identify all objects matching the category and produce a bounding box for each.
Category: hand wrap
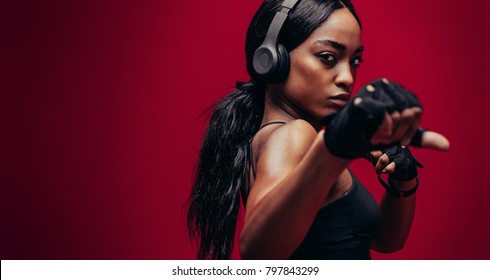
[382,145,423,181]
[322,78,422,159]
[376,145,423,198]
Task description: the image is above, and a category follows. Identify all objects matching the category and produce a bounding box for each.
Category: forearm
[371,178,417,253]
[240,131,349,259]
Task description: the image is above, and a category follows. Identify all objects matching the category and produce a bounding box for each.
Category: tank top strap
[257,121,288,131]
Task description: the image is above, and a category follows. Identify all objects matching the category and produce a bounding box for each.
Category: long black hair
[186,0,361,260]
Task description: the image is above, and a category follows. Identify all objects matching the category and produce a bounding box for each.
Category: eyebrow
[314,39,364,53]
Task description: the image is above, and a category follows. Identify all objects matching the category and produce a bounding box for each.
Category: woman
[187,0,449,259]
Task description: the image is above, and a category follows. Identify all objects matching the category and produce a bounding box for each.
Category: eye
[318,52,337,66]
[351,57,364,69]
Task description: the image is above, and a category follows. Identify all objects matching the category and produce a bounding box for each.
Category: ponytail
[187,81,264,259]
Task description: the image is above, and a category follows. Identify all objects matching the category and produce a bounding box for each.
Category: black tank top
[246,122,382,260]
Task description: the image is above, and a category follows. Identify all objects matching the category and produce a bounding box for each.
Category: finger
[371,112,393,144]
[382,162,396,174]
[365,79,396,112]
[382,78,410,111]
[375,153,390,174]
[387,110,401,139]
[390,108,415,143]
[399,107,422,146]
[390,110,401,124]
[370,150,383,159]
[419,130,450,151]
[368,150,383,165]
[391,81,421,108]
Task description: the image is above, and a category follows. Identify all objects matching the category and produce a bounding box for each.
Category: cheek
[352,69,359,84]
[286,55,327,92]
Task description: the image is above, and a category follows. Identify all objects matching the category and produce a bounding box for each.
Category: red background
[1,0,489,259]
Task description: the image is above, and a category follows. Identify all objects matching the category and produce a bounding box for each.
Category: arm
[370,128,450,253]
[371,178,417,253]
[240,120,349,259]
[241,79,449,258]
[368,146,422,253]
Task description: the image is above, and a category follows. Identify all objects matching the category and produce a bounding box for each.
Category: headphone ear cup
[252,45,278,82]
[272,43,290,83]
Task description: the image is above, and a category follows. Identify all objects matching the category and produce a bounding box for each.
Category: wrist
[378,176,419,198]
[318,130,351,166]
[389,177,418,191]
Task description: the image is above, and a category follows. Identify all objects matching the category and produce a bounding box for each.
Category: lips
[329,93,351,107]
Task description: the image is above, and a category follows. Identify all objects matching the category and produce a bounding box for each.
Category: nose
[334,63,355,91]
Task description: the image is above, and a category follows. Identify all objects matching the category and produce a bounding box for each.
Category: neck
[262,86,322,131]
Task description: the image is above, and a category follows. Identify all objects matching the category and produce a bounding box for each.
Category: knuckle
[371,151,381,158]
[381,154,390,164]
[391,112,401,123]
[413,108,422,118]
[412,106,422,113]
[401,109,415,120]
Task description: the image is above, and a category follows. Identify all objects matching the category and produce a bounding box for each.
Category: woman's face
[276,7,363,123]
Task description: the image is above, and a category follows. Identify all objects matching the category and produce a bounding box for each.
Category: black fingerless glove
[322,78,421,159]
[378,145,423,198]
[383,145,423,181]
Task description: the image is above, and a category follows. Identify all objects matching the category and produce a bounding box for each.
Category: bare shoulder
[256,120,318,183]
[246,119,319,208]
[261,119,318,156]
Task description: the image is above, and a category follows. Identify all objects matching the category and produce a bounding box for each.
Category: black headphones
[252,0,301,83]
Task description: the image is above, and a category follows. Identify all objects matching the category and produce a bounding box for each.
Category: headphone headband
[263,0,299,45]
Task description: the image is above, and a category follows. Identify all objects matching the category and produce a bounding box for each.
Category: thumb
[420,130,450,151]
[410,128,450,151]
